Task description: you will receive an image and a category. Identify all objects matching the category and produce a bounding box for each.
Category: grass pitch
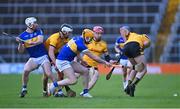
[0,74,180,108]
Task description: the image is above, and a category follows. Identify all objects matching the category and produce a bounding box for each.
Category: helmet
[25,17,37,27]
[60,23,73,33]
[82,29,94,38]
[120,26,131,32]
[93,26,104,33]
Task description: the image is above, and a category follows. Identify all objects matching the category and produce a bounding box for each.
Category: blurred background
[0,0,179,74]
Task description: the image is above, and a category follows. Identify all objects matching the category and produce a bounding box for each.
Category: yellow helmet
[82,29,94,38]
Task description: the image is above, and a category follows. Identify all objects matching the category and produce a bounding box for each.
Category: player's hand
[51,62,59,72]
[16,37,23,43]
[54,66,59,73]
[115,53,120,57]
[109,60,118,64]
[105,61,112,67]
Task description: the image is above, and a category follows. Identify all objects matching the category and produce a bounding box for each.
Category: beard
[94,37,101,42]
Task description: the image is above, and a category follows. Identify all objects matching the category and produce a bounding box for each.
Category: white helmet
[60,24,73,33]
[25,17,37,27]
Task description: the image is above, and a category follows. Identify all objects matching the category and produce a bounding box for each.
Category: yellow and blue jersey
[57,36,88,62]
[115,37,128,59]
[19,29,47,58]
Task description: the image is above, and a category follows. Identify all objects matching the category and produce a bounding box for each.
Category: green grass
[0,74,180,108]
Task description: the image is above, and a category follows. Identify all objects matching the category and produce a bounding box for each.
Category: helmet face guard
[60,24,73,36]
[84,36,93,44]
[82,29,94,43]
[25,17,38,29]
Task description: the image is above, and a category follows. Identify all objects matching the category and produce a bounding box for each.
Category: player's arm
[48,45,56,64]
[114,42,121,53]
[28,35,43,45]
[142,34,151,50]
[17,43,25,53]
[103,43,111,62]
[83,50,110,66]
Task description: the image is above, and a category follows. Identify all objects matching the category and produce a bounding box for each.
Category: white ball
[173,93,178,97]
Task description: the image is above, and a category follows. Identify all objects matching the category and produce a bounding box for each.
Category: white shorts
[120,59,129,66]
[56,59,72,72]
[29,55,49,66]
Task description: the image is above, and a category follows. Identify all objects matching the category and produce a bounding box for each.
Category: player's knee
[45,71,53,77]
[69,77,77,85]
[23,69,30,76]
[57,72,64,80]
[94,71,99,79]
[83,68,89,76]
[140,64,147,75]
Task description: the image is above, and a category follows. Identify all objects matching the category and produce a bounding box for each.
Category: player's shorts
[29,55,49,66]
[123,42,141,58]
[56,59,72,72]
[120,59,129,66]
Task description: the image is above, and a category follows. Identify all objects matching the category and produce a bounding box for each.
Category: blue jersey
[115,37,128,59]
[19,29,47,58]
[57,36,88,62]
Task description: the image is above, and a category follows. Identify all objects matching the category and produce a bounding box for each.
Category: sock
[53,81,58,87]
[43,88,47,92]
[132,77,140,85]
[65,85,70,92]
[83,89,88,94]
[128,80,132,86]
[57,89,63,95]
[22,85,27,89]
[58,89,62,92]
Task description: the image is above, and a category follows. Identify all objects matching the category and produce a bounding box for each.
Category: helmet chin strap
[60,31,69,39]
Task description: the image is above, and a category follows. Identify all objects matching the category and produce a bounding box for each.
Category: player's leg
[128,55,147,97]
[71,61,92,98]
[131,55,147,85]
[20,58,38,98]
[48,60,77,95]
[42,73,48,97]
[88,67,99,91]
[120,59,129,90]
[57,71,76,97]
[42,61,62,96]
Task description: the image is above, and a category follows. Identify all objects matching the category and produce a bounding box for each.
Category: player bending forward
[43,24,76,97]
[48,29,111,98]
[120,26,151,97]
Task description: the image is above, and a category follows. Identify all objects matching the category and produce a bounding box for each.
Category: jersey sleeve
[37,29,43,36]
[141,34,150,43]
[49,34,58,47]
[77,39,88,52]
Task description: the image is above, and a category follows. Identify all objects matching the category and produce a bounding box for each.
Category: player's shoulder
[142,34,150,39]
[19,31,28,39]
[116,36,125,43]
[35,28,43,34]
[73,36,83,42]
[49,32,59,39]
[130,32,142,37]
